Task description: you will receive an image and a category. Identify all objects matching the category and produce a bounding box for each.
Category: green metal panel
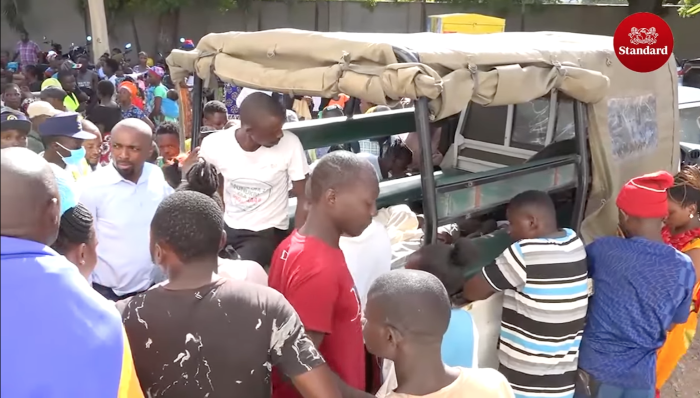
[286,108,416,149]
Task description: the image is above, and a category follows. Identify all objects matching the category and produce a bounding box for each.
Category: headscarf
[118,81,144,110]
[41,78,61,90]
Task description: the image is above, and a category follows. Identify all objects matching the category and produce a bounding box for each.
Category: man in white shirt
[200,92,309,268]
[80,119,173,300]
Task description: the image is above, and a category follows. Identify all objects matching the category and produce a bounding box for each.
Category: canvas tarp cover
[167,29,679,241]
[166,29,612,121]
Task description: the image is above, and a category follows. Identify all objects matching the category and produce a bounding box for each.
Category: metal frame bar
[190,76,204,148]
[570,100,590,230]
[392,46,438,244]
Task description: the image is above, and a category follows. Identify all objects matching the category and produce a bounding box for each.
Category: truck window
[511,97,575,151]
[680,105,700,144]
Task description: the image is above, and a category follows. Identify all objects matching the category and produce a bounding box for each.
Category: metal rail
[190,76,204,148]
[571,100,590,230]
[392,46,438,245]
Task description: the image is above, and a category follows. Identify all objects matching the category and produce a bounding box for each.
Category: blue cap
[38,112,94,140]
[1,110,32,135]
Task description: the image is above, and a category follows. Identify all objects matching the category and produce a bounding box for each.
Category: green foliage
[678,0,699,16]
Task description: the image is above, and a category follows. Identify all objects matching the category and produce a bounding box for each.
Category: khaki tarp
[167,29,611,121]
[167,29,679,241]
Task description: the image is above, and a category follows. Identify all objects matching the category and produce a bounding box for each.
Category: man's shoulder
[279,130,302,148]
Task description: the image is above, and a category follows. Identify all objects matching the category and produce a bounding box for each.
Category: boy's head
[382,139,412,178]
[39,87,68,111]
[202,100,228,131]
[506,190,557,241]
[1,110,31,149]
[154,122,181,161]
[306,151,379,237]
[363,270,451,361]
[166,89,179,101]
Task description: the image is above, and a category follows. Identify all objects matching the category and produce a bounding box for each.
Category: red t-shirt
[268,231,365,398]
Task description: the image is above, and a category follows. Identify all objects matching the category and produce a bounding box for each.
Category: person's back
[119,278,317,396]
[579,236,695,388]
[577,171,696,397]
[1,239,137,397]
[0,147,141,398]
[366,270,513,398]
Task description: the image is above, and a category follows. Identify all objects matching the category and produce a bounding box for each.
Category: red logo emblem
[613,12,674,73]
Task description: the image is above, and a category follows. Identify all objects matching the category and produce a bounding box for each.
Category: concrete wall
[2,2,698,60]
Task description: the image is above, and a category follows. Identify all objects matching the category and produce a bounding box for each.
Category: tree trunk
[627,0,665,15]
[155,9,180,56]
[130,16,142,53]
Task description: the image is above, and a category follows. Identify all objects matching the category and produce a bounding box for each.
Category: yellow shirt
[377,367,514,398]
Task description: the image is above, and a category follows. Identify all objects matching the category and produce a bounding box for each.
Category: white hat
[26,101,61,119]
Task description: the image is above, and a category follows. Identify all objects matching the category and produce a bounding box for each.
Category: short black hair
[23,64,40,79]
[104,58,120,72]
[3,83,20,94]
[410,241,478,296]
[155,121,180,138]
[321,104,344,119]
[239,92,285,122]
[40,86,67,101]
[52,203,94,254]
[508,190,556,217]
[367,269,451,341]
[56,70,73,83]
[96,80,114,98]
[307,150,377,202]
[177,159,224,209]
[203,100,227,117]
[384,137,412,163]
[151,191,224,262]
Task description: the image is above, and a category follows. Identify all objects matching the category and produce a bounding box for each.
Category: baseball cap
[1,110,31,135]
[148,66,165,78]
[60,60,82,71]
[38,112,95,140]
[27,101,61,119]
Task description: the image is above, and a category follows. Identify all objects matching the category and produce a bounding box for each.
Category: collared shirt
[0,236,143,397]
[578,237,696,390]
[15,40,40,66]
[80,162,174,296]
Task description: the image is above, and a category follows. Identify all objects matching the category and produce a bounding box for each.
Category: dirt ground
[660,324,700,398]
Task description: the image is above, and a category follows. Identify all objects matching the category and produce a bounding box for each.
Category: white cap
[26,101,61,119]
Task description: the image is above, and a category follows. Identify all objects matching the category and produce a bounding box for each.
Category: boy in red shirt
[269,151,380,398]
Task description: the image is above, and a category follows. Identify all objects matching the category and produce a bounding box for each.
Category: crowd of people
[1,38,700,398]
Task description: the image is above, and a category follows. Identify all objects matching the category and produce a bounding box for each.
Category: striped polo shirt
[482,228,589,398]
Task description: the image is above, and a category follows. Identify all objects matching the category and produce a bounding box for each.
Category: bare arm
[462,272,498,302]
[685,248,700,283]
[291,177,308,228]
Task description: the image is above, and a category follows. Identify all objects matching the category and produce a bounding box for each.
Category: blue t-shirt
[442,308,478,368]
[0,236,132,397]
[578,236,696,390]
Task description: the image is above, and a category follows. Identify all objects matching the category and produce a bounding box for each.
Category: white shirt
[339,220,392,309]
[200,130,309,231]
[356,152,383,181]
[80,163,174,296]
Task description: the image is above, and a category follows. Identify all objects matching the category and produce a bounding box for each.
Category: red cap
[616,171,674,218]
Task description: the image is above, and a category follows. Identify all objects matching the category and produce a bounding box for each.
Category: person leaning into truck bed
[198,92,310,268]
[462,190,589,398]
